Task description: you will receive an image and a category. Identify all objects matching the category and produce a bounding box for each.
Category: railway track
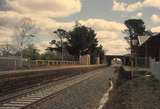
[0,66,104,97]
[0,68,101,109]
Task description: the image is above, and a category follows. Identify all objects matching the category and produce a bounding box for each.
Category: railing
[134,57,149,68]
[0,57,80,71]
[0,57,25,71]
[30,60,80,67]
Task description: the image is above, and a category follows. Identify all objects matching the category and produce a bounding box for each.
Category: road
[36,66,118,109]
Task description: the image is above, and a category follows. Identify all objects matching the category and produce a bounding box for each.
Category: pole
[130,39,134,80]
[20,42,23,68]
[145,44,148,67]
[61,38,64,62]
[7,42,9,68]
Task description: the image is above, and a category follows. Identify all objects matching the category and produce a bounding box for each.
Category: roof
[138,33,160,46]
[138,36,150,46]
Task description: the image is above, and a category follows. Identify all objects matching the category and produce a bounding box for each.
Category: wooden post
[14,60,17,70]
[35,60,38,66]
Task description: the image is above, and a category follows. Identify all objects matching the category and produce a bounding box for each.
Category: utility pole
[60,36,64,62]
[131,45,134,80]
[145,43,148,67]
[130,37,137,80]
[125,36,134,80]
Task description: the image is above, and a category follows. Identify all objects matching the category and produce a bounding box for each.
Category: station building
[133,33,160,79]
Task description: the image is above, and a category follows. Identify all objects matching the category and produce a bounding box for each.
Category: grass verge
[104,66,160,109]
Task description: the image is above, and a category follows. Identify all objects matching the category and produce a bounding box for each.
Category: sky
[0,0,160,55]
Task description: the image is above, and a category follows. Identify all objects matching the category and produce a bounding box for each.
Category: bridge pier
[106,58,112,66]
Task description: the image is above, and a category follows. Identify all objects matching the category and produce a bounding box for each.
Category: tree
[67,25,98,56]
[124,19,146,38]
[52,29,69,61]
[48,23,104,63]
[91,45,105,64]
[67,24,105,64]
[0,43,15,56]
[124,19,146,79]
[47,40,75,61]
[15,17,37,56]
[14,17,37,66]
[95,45,104,57]
[21,44,40,60]
[41,50,61,60]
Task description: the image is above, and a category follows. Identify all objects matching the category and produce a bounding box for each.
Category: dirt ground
[104,67,160,109]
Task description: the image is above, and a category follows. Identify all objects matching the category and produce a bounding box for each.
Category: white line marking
[97,80,113,109]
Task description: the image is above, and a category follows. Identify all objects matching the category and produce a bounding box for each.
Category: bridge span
[105,54,131,65]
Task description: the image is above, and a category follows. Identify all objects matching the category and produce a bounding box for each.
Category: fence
[79,55,90,65]
[129,56,160,80]
[30,60,80,67]
[0,57,27,71]
[150,58,160,80]
[134,57,149,68]
[124,56,147,68]
[0,57,80,71]
[0,55,102,71]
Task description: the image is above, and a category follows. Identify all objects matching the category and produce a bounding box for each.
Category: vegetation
[1,19,104,63]
[0,44,15,56]
[104,67,160,109]
[41,51,57,60]
[15,18,37,51]
[67,25,98,56]
[48,23,105,63]
[21,44,40,60]
[124,19,146,38]
[0,18,38,58]
[124,19,153,38]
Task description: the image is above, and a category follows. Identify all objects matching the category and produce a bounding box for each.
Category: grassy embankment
[104,67,160,109]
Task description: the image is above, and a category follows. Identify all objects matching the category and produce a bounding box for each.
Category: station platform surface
[0,65,106,76]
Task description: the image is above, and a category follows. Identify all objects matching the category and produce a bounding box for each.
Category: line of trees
[0,17,37,58]
[48,23,105,63]
[0,19,105,63]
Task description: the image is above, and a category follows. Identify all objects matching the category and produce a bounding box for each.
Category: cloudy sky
[0,0,160,55]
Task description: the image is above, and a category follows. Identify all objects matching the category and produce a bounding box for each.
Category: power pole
[60,37,64,62]
[125,36,134,80]
[131,45,134,80]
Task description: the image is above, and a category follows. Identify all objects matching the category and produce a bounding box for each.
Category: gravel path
[35,67,118,109]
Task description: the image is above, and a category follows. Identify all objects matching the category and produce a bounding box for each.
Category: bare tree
[0,43,15,56]
[14,17,37,67]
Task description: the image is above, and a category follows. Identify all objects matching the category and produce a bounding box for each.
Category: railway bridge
[105,54,131,65]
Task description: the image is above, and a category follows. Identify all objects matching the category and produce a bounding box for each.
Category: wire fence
[124,56,150,68]
[134,57,149,68]
[0,57,24,71]
[0,56,80,71]
[124,56,160,69]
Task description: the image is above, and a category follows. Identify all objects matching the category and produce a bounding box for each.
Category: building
[134,33,160,79]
